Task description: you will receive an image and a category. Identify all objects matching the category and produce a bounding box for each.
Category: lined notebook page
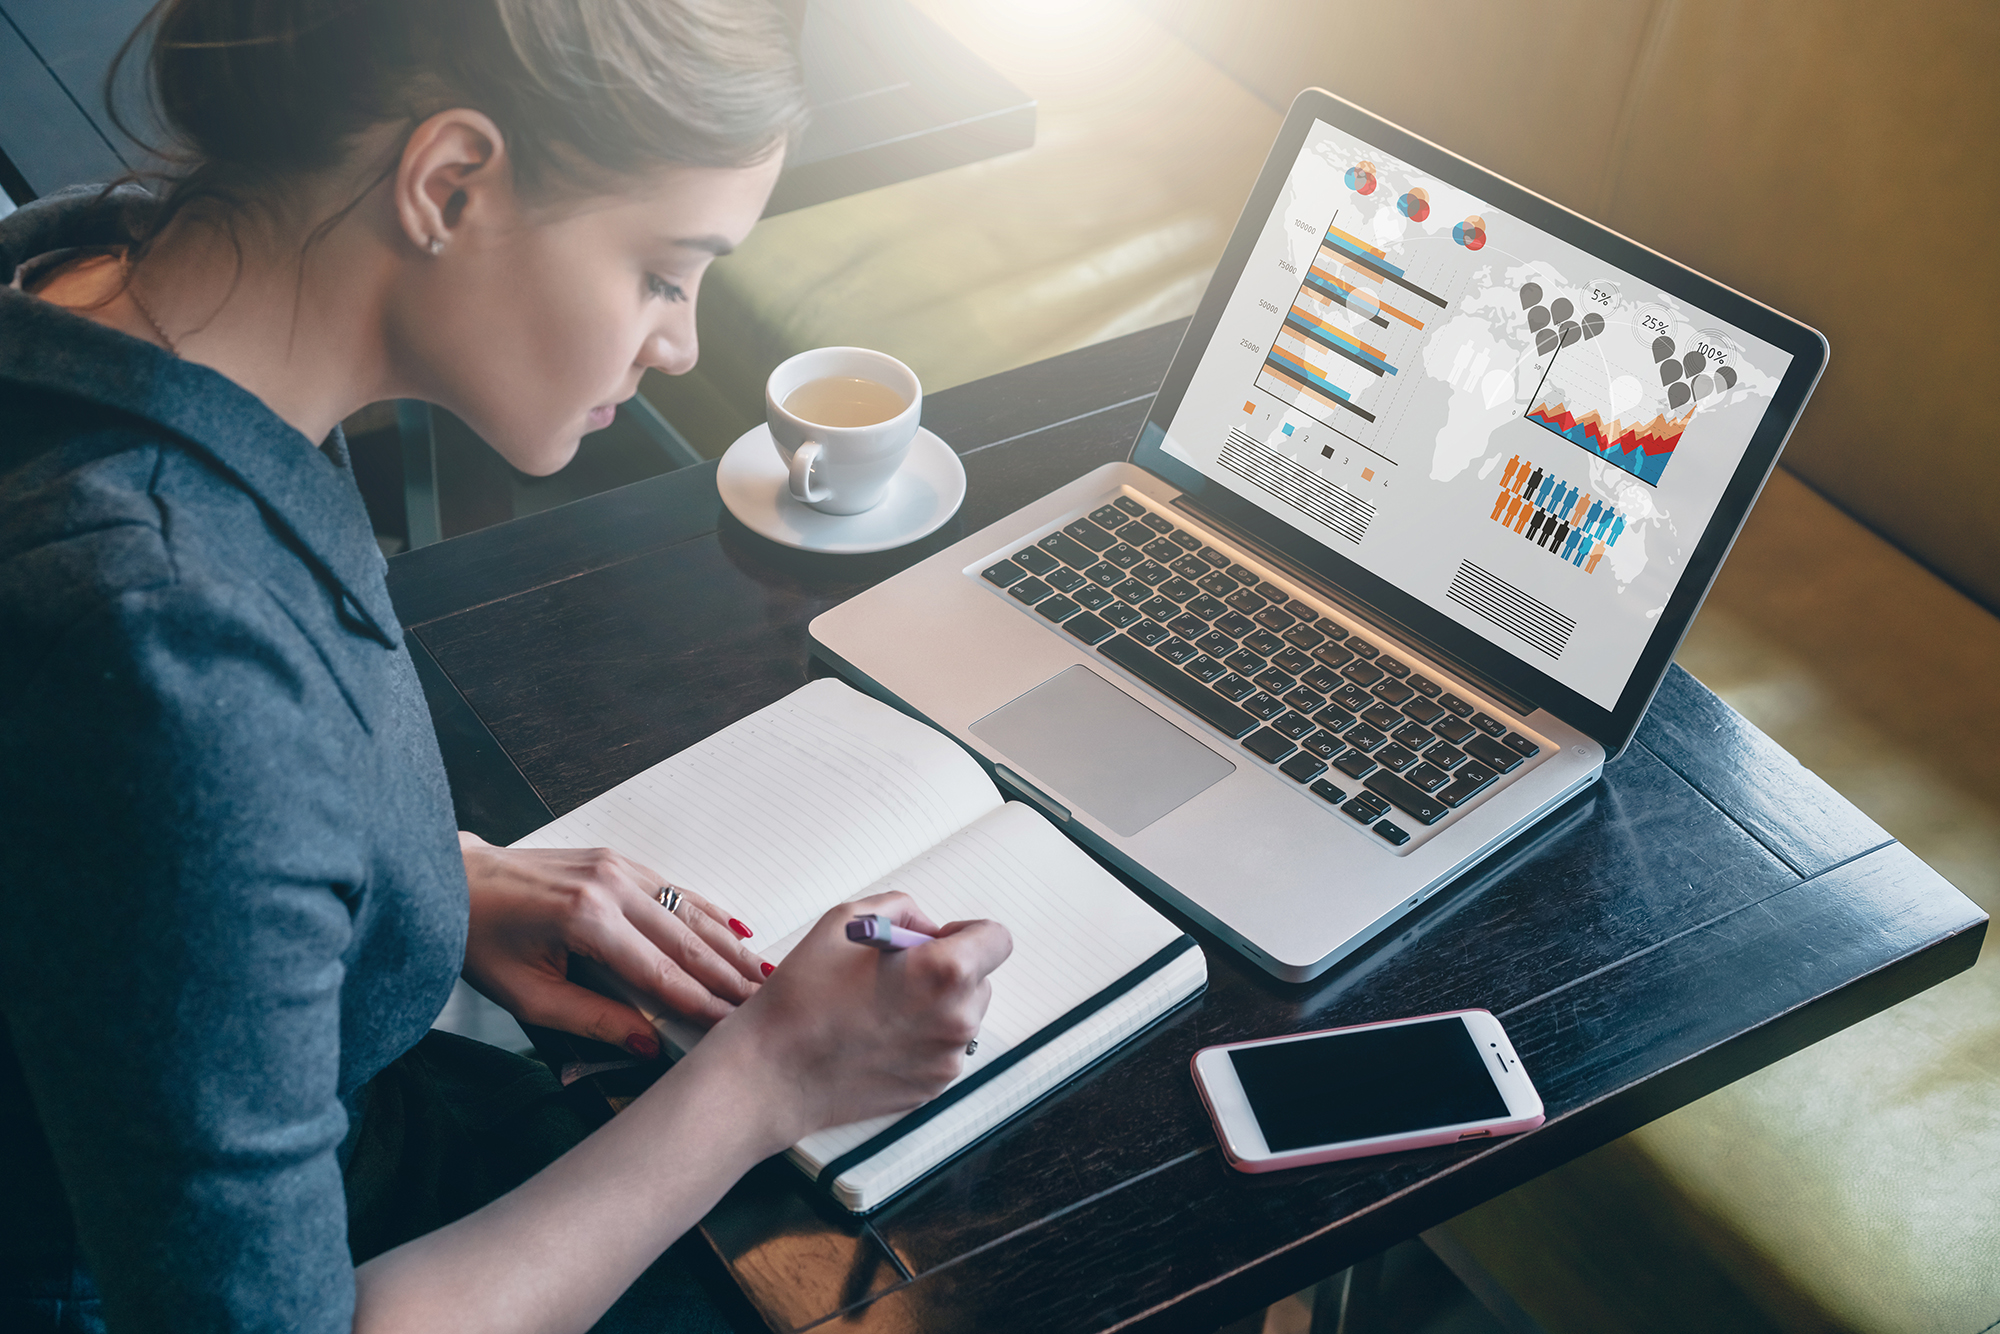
[512,679,1002,944]
[789,800,1186,1173]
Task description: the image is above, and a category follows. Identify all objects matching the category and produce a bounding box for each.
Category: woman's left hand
[457,832,766,1056]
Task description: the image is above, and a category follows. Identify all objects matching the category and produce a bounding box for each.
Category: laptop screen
[1152,115,1799,715]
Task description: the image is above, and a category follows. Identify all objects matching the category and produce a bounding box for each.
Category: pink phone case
[1191,1008,1545,1173]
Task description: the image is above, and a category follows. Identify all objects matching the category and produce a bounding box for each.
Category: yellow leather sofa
[653,2,1999,1329]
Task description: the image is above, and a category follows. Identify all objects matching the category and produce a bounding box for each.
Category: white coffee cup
[766,346,922,515]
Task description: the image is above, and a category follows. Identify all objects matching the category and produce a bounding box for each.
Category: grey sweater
[0,190,467,1333]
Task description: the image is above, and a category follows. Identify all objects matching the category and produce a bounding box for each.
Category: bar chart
[1256,217,1448,432]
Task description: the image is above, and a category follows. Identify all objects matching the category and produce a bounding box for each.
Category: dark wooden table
[386,319,1987,1334]
[0,0,1031,213]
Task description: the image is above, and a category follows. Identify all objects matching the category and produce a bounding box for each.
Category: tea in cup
[766,347,922,515]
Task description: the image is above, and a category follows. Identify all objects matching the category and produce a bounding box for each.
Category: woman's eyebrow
[672,234,734,257]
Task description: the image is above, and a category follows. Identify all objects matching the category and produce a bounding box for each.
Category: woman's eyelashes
[645,272,687,303]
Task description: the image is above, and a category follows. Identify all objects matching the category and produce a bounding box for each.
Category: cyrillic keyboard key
[1370,677,1415,706]
[1503,731,1542,757]
[1196,631,1236,657]
[1113,578,1150,604]
[1273,711,1317,741]
[1224,588,1269,615]
[1197,571,1241,598]
[1333,750,1378,780]
[1280,751,1327,784]
[1214,673,1255,701]
[1170,555,1210,580]
[1046,567,1085,593]
[1312,642,1356,671]
[1143,537,1181,563]
[1243,727,1296,763]
[1014,546,1059,575]
[1074,583,1113,610]
[1185,655,1226,684]
[1302,729,1343,760]
[1437,765,1498,808]
[1083,561,1122,587]
[1341,660,1386,687]
[1253,606,1297,632]
[1140,596,1179,622]
[1400,695,1447,725]
[1009,576,1053,605]
[1214,612,1256,638]
[1185,594,1229,621]
[1036,595,1080,623]
[1159,577,1201,603]
[1104,543,1144,570]
[1360,702,1401,731]
[1363,771,1449,826]
[1042,530,1103,566]
[982,559,1026,587]
[1155,637,1198,665]
[1225,649,1266,676]
[1463,734,1524,773]
[1097,633,1258,739]
[1425,741,1467,770]
[1283,624,1326,651]
[1345,724,1387,752]
[1132,560,1171,586]
[1129,619,1169,646]
[1373,820,1411,846]
[1283,687,1326,714]
[1374,743,1417,772]
[1271,648,1313,676]
[1431,715,1477,745]
[1254,668,1296,696]
[1392,721,1434,749]
[1311,706,1355,734]
[1243,692,1286,721]
[1243,630,1285,657]
[1062,610,1115,644]
[1330,683,1372,713]
[1100,601,1142,629]
[1168,613,1207,640]
[1061,519,1116,551]
[1406,762,1450,793]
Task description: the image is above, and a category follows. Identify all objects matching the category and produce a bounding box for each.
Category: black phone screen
[1228,1017,1510,1151]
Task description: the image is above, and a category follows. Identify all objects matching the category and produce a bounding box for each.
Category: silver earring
[428,237,444,255]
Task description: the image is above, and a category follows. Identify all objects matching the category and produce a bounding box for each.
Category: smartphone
[1191,1009,1544,1172]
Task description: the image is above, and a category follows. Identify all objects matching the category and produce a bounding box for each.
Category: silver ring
[964,1039,979,1056]
[655,885,684,917]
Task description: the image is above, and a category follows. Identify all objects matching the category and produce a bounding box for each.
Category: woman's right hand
[692,891,1013,1150]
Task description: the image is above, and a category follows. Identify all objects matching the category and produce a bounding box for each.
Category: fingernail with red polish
[730,918,754,939]
[626,1032,660,1060]
[760,962,775,977]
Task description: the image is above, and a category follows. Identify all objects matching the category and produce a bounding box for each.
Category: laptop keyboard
[976,493,1545,849]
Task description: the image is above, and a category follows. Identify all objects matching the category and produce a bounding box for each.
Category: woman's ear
[394,109,511,258]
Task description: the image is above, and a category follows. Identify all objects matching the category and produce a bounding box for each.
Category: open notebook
[513,678,1208,1212]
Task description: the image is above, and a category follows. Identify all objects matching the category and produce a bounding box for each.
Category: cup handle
[787,440,830,504]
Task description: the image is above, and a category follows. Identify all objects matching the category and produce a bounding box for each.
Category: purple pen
[846,914,937,951]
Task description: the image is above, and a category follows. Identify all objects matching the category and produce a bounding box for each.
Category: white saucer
[717,423,966,554]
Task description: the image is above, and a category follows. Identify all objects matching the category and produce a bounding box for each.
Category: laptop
[809,88,1828,982]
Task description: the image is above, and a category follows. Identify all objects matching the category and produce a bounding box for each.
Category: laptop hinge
[1169,494,1539,718]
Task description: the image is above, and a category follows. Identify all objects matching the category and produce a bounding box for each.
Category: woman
[0,2,1009,1331]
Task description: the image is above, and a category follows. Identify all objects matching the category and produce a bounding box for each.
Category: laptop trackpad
[969,665,1235,837]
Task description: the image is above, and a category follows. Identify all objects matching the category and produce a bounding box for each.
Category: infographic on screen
[1161,119,1794,709]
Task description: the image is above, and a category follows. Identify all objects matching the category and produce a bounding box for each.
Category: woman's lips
[586,404,616,431]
